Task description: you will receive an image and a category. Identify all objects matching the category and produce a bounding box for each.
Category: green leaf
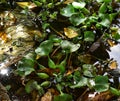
[69,13,87,26]
[99,3,107,13]
[109,13,118,22]
[94,76,109,92]
[84,31,95,42]
[40,81,51,87]
[70,76,88,88]
[110,87,120,96]
[60,40,80,53]
[35,40,53,56]
[54,93,73,101]
[57,56,67,73]
[72,1,86,9]
[48,56,56,69]
[82,7,90,14]
[25,80,38,93]
[112,32,120,40]
[83,64,96,77]
[33,1,42,6]
[42,22,50,30]
[73,70,81,83]
[100,17,111,27]
[37,73,49,79]
[97,0,112,3]
[16,52,35,76]
[60,4,75,17]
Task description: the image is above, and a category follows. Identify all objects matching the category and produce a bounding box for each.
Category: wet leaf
[16,2,31,8]
[64,27,78,38]
[109,13,118,22]
[83,64,96,77]
[48,56,56,69]
[41,81,51,87]
[70,76,88,88]
[72,1,86,9]
[57,57,67,73]
[99,3,107,13]
[94,76,109,92]
[110,87,120,96]
[33,1,42,6]
[35,40,53,56]
[84,31,95,42]
[37,73,49,79]
[60,40,80,53]
[97,0,112,3]
[60,4,75,17]
[69,13,87,26]
[53,93,73,101]
[100,18,111,27]
[17,52,35,76]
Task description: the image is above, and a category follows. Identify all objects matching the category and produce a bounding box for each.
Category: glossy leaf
[99,3,107,13]
[84,31,95,42]
[100,17,111,27]
[97,0,112,3]
[40,81,51,87]
[48,56,56,69]
[60,4,75,17]
[57,57,67,73]
[16,2,31,8]
[37,73,49,79]
[109,13,118,22]
[94,76,109,92]
[33,1,42,6]
[16,52,35,76]
[72,1,86,9]
[70,76,88,88]
[60,40,80,53]
[35,40,53,56]
[69,13,87,26]
[110,87,120,96]
[83,64,96,77]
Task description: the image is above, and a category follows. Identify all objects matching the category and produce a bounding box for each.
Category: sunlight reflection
[0,68,9,76]
[107,42,120,68]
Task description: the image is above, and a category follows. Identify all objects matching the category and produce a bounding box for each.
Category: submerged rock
[0,11,41,69]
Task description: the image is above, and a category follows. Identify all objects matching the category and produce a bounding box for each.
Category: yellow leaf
[64,27,78,38]
[36,55,40,60]
[16,2,31,8]
[107,39,116,47]
[109,60,118,69]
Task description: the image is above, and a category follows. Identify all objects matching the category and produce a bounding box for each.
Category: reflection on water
[0,68,9,76]
[107,43,120,68]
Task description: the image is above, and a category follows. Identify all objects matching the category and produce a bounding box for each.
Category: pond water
[0,1,120,101]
